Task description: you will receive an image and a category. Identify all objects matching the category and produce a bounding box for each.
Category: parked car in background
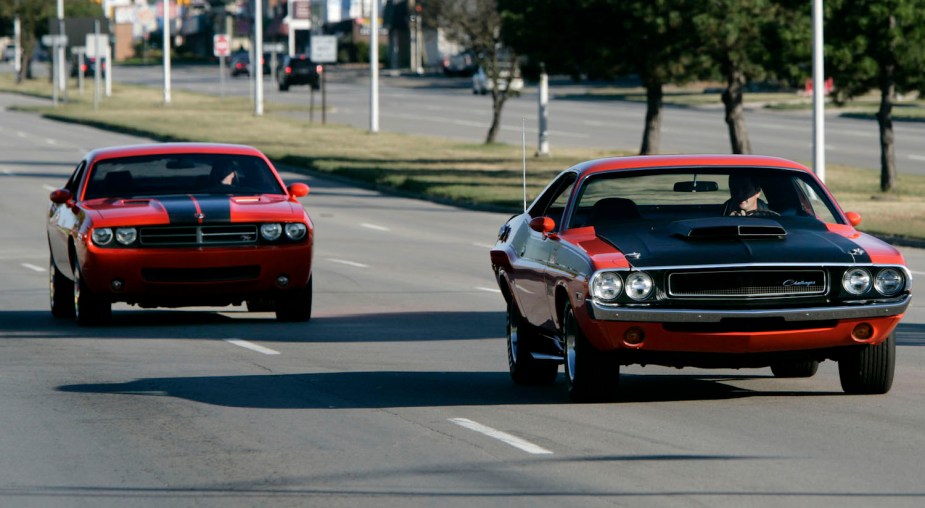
[276,54,321,91]
[490,154,911,401]
[229,53,250,77]
[442,51,477,77]
[47,143,314,325]
[70,55,106,77]
[472,61,523,95]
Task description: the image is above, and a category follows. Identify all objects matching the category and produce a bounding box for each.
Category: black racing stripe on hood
[158,196,232,224]
[158,196,200,225]
[193,196,232,223]
[596,218,873,267]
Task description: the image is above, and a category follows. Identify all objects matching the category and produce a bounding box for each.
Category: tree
[0,0,104,83]
[693,0,809,154]
[428,0,520,144]
[826,0,925,192]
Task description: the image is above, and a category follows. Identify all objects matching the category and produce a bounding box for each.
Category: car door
[48,160,87,277]
[510,172,577,331]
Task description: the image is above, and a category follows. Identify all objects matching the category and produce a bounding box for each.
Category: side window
[64,161,87,195]
[528,172,577,230]
[794,179,838,223]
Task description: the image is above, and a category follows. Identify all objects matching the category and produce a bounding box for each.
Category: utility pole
[56,0,66,94]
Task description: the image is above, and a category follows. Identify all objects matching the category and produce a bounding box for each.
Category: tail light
[316,65,323,74]
[285,66,292,75]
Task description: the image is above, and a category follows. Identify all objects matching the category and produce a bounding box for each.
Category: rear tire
[50,255,75,318]
[507,301,558,386]
[275,277,312,322]
[839,333,895,394]
[73,260,110,326]
[563,302,618,402]
[770,360,819,378]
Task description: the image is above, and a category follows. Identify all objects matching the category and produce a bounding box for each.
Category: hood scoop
[669,218,787,240]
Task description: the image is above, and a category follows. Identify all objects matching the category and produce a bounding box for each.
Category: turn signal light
[624,327,645,347]
[852,323,874,341]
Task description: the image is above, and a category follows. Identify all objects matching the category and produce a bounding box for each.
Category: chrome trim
[587,294,911,323]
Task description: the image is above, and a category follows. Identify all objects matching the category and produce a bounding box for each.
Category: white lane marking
[21,263,46,272]
[472,242,495,249]
[224,339,280,355]
[476,286,502,293]
[16,131,27,138]
[45,138,57,145]
[327,258,370,268]
[43,184,57,191]
[908,154,925,162]
[449,418,553,455]
[361,223,390,232]
[910,270,924,276]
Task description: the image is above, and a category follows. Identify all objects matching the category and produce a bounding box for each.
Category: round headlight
[115,227,137,246]
[591,272,623,301]
[91,228,113,246]
[284,223,307,240]
[260,223,282,241]
[874,268,904,296]
[625,272,654,301]
[842,268,872,295]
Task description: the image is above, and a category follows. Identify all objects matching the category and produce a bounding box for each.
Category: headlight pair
[591,271,654,302]
[260,223,307,241]
[842,267,905,297]
[91,227,137,246]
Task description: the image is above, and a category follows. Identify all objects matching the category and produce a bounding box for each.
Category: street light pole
[57,0,65,94]
[370,0,379,133]
[255,0,264,116]
[812,0,825,182]
[163,0,172,104]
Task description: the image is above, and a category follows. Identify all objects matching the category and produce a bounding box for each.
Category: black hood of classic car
[595,217,871,267]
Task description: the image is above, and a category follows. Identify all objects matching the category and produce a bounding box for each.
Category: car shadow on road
[56,369,843,409]
[0,309,505,343]
[896,322,925,346]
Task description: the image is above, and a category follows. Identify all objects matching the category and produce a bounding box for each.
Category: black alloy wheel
[50,255,75,318]
[73,259,111,326]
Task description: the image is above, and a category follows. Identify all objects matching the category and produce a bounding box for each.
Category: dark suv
[277,54,321,91]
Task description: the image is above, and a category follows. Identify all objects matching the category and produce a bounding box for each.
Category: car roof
[571,154,812,177]
[84,143,267,164]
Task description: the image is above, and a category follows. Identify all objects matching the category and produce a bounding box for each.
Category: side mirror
[528,216,555,234]
[288,182,310,198]
[49,188,72,204]
[845,211,862,227]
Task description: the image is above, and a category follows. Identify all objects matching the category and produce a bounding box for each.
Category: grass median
[2,72,923,243]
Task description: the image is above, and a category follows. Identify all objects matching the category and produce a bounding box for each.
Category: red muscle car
[490,155,912,401]
[47,143,314,325]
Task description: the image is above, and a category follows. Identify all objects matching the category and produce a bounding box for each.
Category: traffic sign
[310,35,337,63]
[42,34,68,46]
[85,34,108,58]
[213,34,230,58]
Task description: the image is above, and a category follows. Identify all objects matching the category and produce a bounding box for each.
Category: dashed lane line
[327,258,370,268]
[476,286,502,293]
[21,263,46,272]
[361,223,390,232]
[449,418,553,455]
[224,339,280,356]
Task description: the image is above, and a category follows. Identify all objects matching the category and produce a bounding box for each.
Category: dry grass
[2,73,923,240]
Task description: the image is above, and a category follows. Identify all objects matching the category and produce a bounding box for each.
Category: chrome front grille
[139,225,258,246]
[668,269,827,298]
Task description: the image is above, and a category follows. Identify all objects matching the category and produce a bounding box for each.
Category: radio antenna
[522,118,527,212]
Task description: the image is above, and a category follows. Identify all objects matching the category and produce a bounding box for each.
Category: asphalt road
[1,92,925,507]
[108,63,925,176]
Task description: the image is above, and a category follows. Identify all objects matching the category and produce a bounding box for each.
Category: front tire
[73,260,110,326]
[563,302,618,402]
[50,255,75,318]
[507,301,558,386]
[839,333,895,394]
[275,276,312,322]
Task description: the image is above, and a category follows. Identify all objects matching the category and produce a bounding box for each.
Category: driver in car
[725,174,772,216]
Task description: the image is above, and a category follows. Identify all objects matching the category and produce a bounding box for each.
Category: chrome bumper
[587,294,911,323]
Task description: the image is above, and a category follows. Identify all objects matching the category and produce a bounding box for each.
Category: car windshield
[567,167,841,229]
[83,153,285,199]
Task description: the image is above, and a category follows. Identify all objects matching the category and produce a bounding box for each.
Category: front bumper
[588,294,911,322]
[79,242,312,304]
